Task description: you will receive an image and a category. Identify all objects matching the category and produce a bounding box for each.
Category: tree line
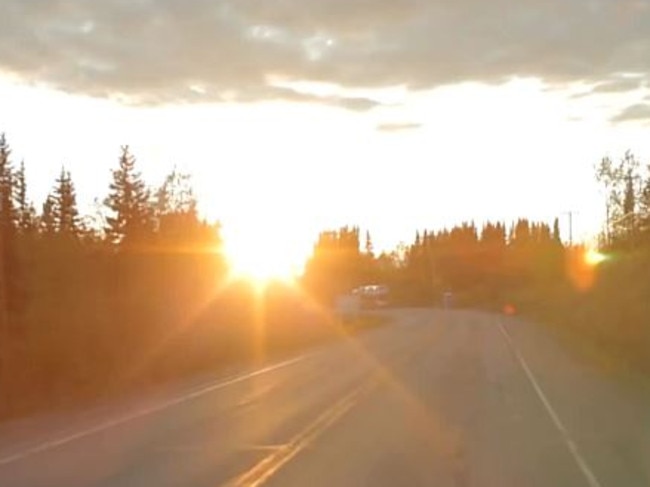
[303,219,566,308]
[0,134,229,417]
[0,136,220,249]
[303,150,650,311]
[3,130,648,417]
[596,150,650,248]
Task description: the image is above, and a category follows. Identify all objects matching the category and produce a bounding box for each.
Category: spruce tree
[41,194,57,235]
[0,134,15,234]
[552,217,561,243]
[14,161,36,234]
[364,230,374,257]
[0,134,18,332]
[105,146,153,246]
[53,167,80,236]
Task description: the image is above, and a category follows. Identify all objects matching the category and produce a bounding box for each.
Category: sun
[584,247,608,267]
[223,226,306,285]
[227,248,297,284]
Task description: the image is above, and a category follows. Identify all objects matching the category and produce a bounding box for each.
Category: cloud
[277,90,382,111]
[2,0,650,106]
[588,77,646,94]
[228,86,382,111]
[376,122,422,132]
[611,103,650,123]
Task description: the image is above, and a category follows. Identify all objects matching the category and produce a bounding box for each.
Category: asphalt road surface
[0,309,649,486]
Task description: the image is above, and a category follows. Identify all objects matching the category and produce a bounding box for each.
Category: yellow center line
[225,381,374,487]
[225,323,446,487]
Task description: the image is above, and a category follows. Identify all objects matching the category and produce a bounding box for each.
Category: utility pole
[562,211,576,246]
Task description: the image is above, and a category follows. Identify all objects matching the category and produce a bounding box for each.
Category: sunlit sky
[2,1,650,274]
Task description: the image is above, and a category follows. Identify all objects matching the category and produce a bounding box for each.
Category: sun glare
[584,248,607,267]
[223,227,306,285]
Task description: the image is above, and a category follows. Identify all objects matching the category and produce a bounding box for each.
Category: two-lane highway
[0,309,648,486]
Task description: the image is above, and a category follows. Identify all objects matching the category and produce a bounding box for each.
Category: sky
[2,0,650,273]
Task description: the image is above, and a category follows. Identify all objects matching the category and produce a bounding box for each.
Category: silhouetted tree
[105,146,153,246]
[40,194,57,235]
[0,134,17,403]
[638,164,650,238]
[552,217,561,243]
[364,230,374,257]
[623,169,636,216]
[52,168,81,236]
[0,134,15,233]
[13,161,36,234]
[596,156,623,244]
[152,168,221,250]
[596,151,644,246]
[155,168,196,216]
[511,219,531,245]
[303,226,366,304]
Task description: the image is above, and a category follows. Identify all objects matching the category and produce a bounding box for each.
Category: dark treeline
[0,136,225,416]
[596,150,650,248]
[303,220,566,308]
[0,135,337,418]
[3,131,650,418]
[536,151,650,374]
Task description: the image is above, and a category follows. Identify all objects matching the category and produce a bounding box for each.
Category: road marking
[226,381,374,487]
[0,355,308,467]
[497,321,604,487]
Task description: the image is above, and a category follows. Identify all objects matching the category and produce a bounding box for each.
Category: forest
[1,132,650,418]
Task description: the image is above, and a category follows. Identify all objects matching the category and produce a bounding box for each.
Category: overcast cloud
[611,103,650,123]
[2,0,650,107]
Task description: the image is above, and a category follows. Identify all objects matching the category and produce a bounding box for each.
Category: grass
[1,279,395,421]
[515,250,650,380]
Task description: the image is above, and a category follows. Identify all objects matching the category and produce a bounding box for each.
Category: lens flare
[567,246,603,292]
[584,248,607,267]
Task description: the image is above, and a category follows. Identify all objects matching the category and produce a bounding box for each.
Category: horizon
[3,0,650,275]
[3,5,650,485]
[0,79,639,274]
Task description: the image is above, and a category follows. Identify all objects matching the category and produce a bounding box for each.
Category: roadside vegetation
[509,152,650,377]
[1,131,649,419]
[521,250,650,377]
[516,152,650,376]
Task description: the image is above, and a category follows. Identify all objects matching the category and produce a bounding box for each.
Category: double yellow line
[226,322,445,487]
[226,381,374,487]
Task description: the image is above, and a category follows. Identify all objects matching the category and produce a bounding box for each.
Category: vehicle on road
[352,284,390,309]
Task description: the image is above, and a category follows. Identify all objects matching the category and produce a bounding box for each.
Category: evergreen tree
[40,194,57,235]
[153,168,216,247]
[0,134,18,327]
[0,134,15,233]
[105,146,153,246]
[512,219,531,245]
[155,168,196,216]
[53,167,80,236]
[364,230,374,257]
[0,133,10,407]
[14,161,36,234]
[552,217,561,243]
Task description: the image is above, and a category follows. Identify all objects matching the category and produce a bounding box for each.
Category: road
[0,309,649,486]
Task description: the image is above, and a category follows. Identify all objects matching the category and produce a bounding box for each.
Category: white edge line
[0,354,308,466]
[497,321,604,487]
